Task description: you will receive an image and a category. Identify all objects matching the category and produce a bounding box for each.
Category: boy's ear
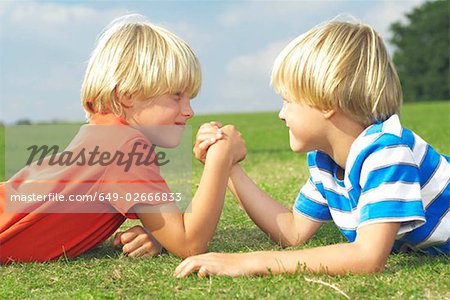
[322,108,336,119]
[115,88,133,108]
[119,95,133,108]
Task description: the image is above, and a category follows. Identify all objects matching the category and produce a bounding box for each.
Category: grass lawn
[1,101,449,299]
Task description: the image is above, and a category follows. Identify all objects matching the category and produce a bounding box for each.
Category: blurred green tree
[390,0,449,101]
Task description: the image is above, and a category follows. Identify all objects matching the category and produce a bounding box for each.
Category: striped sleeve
[293,177,332,222]
[357,145,426,234]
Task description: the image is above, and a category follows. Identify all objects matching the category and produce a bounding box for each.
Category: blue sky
[0,0,426,124]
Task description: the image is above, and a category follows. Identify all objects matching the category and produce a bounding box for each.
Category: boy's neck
[323,112,366,170]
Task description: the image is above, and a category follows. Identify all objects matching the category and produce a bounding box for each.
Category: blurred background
[0,0,448,125]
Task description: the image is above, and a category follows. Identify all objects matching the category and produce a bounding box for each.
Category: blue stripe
[294,193,332,221]
[322,188,354,212]
[348,188,361,205]
[307,151,318,167]
[348,134,406,186]
[314,182,327,199]
[362,164,420,192]
[315,152,335,173]
[364,122,383,136]
[419,146,442,186]
[403,185,450,245]
[359,200,425,224]
[339,229,357,242]
[401,128,415,149]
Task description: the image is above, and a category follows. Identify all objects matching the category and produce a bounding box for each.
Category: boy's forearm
[228,165,298,246]
[249,242,386,276]
[182,152,232,253]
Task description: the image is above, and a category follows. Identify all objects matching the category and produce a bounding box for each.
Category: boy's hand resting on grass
[194,122,246,165]
[174,252,255,278]
[113,225,163,258]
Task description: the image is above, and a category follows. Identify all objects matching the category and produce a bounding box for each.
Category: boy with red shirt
[0,14,245,263]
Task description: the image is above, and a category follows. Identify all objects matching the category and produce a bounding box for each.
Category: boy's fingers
[174,257,193,274]
[127,246,151,258]
[209,121,223,128]
[198,123,223,135]
[196,136,222,154]
[176,259,202,278]
[120,231,139,244]
[197,266,211,278]
[198,131,223,140]
[197,129,222,138]
[127,242,161,258]
[128,225,146,233]
[198,139,215,150]
[122,234,149,254]
[198,123,216,133]
[113,232,123,246]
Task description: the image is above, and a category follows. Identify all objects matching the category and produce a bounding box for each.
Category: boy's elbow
[274,234,308,248]
[355,248,389,274]
[182,246,208,259]
[278,239,299,248]
[359,259,386,274]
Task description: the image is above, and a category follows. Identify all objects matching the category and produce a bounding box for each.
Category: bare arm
[137,125,245,259]
[228,164,322,247]
[175,222,400,277]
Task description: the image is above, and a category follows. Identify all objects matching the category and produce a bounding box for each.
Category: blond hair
[81,14,201,119]
[271,20,402,126]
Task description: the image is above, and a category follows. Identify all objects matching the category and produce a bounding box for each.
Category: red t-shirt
[0,113,171,263]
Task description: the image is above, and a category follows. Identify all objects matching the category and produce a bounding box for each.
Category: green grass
[1,101,449,299]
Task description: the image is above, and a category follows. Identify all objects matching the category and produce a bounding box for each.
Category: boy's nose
[183,102,194,119]
[278,109,286,122]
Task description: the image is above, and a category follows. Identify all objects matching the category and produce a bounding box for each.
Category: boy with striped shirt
[174,20,450,277]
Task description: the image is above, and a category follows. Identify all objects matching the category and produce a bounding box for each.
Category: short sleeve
[293,177,332,222]
[99,138,172,219]
[357,145,426,234]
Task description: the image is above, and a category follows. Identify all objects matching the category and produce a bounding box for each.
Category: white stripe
[300,179,327,205]
[421,156,450,208]
[360,146,417,187]
[293,206,326,223]
[416,210,450,248]
[412,133,428,165]
[359,181,422,207]
[329,208,358,229]
[344,133,382,187]
[357,216,426,235]
[383,115,402,137]
[310,166,350,197]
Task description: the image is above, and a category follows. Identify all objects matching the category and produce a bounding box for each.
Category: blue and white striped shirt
[294,114,450,254]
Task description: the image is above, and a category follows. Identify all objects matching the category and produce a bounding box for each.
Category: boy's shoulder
[347,114,416,167]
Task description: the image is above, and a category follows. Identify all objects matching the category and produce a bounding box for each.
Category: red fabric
[0,113,170,263]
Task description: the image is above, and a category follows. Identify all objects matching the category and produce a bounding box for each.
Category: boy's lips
[175,122,186,126]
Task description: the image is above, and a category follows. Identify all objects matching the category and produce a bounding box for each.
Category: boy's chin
[153,138,182,148]
[139,126,185,149]
[289,141,309,153]
[149,134,183,148]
